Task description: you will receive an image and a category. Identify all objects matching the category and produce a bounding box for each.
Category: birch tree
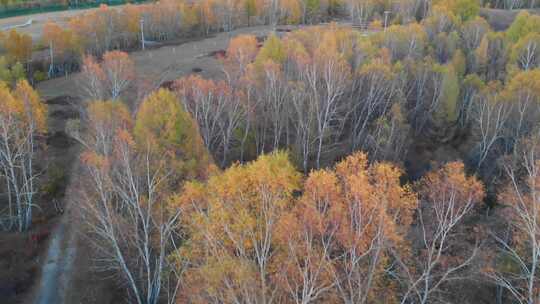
[275,169,341,304]
[488,139,540,304]
[0,81,47,231]
[472,83,511,170]
[398,162,484,304]
[102,51,135,100]
[80,55,106,101]
[176,151,301,304]
[348,60,398,151]
[174,76,245,166]
[332,153,416,304]
[300,33,350,168]
[80,130,180,304]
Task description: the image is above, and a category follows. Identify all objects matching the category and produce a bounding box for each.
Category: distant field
[0,0,140,19]
[480,8,540,30]
[0,4,126,41]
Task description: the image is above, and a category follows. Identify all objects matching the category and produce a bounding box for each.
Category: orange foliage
[223,35,259,82]
[102,50,135,100]
[275,152,416,302]
[419,161,485,213]
[1,30,32,64]
[42,22,81,60]
[175,151,301,303]
[174,151,415,303]
[86,100,133,155]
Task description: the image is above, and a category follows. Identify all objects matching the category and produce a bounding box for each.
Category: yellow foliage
[134,89,212,181]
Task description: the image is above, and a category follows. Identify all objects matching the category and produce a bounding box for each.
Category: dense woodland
[3,0,540,303]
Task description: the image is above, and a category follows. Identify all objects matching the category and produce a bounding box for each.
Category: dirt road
[25,92,80,304]
[32,215,77,304]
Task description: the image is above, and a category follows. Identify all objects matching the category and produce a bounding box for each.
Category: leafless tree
[461,18,489,53]
[515,37,540,70]
[333,201,387,304]
[174,77,245,167]
[346,0,372,25]
[279,210,337,304]
[102,51,136,101]
[472,91,511,170]
[290,82,316,172]
[0,117,38,231]
[219,90,245,166]
[367,103,411,163]
[79,51,135,101]
[266,0,280,29]
[488,147,540,304]
[506,84,540,151]
[398,205,479,304]
[256,62,290,152]
[396,163,483,304]
[300,54,350,168]
[80,55,106,101]
[348,63,398,152]
[404,62,432,135]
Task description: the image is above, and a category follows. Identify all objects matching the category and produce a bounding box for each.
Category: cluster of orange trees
[0,30,30,83]
[78,87,486,303]
[75,89,539,303]
[71,9,540,303]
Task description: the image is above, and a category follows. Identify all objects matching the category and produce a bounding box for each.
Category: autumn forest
[2,0,540,303]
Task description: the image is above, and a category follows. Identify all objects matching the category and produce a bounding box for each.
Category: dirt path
[32,213,76,304]
[23,93,80,304]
